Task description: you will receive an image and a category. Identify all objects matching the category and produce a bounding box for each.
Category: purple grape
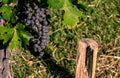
[24,4,50,57]
[43,21,48,26]
[34,5,38,10]
[26,20,31,24]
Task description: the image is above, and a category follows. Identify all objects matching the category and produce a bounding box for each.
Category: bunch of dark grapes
[24,3,50,57]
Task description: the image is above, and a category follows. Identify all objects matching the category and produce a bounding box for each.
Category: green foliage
[2,0,18,4]
[0,24,32,50]
[47,0,63,9]
[11,0,18,3]
[0,26,14,45]
[2,0,10,4]
[47,0,83,28]
[0,0,84,50]
[16,23,32,47]
[0,5,18,23]
[9,28,22,50]
[9,24,32,50]
[0,5,13,21]
[11,9,18,23]
[0,0,32,50]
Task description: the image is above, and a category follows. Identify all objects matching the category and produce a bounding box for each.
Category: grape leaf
[2,0,18,4]
[11,14,18,23]
[10,0,18,3]
[9,29,22,50]
[0,26,14,45]
[62,0,83,27]
[15,23,25,30]
[4,23,12,28]
[19,30,32,46]
[10,9,18,23]
[47,0,63,9]
[0,5,13,21]
[1,23,32,50]
[47,0,83,27]
[16,23,32,46]
[2,0,10,4]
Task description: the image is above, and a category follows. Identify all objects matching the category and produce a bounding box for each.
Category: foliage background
[7,0,120,78]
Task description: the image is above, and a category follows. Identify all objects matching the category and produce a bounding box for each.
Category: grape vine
[0,0,83,57]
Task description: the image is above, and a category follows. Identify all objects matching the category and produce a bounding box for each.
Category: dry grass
[96,38,120,78]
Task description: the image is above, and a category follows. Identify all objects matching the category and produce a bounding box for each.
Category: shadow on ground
[41,53,75,78]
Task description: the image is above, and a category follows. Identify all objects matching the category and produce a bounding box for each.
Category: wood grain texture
[0,46,13,78]
[75,38,98,78]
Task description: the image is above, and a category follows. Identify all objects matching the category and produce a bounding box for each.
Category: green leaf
[10,0,18,3]
[19,30,32,46]
[62,0,83,27]
[16,23,32,46]
[47,0,63,9]
[11,9,18,23]
[0,26,14,45]
[16,23,25,30]
[0,5,13,21]
[11,15,18,23]
[2,0,10,4]
[2,0,18,4]
[4,23,12,28]
[0,23,31,50]
[9,29,22,50]
[7,23,31,50]
[48,0,83,27]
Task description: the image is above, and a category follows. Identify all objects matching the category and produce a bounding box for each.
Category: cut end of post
[75,38,98,78]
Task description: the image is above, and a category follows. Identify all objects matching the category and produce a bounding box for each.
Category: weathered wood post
[75,38,98,78]
[0,41,13,78]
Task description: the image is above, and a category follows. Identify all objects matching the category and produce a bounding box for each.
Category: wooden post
[75,38,98,78]
[0,43,13,78]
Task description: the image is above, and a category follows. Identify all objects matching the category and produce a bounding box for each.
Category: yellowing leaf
[9,29,22,50]
[47,0,83,28]
[62,0,83,27]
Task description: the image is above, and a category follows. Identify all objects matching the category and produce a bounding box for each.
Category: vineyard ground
[12,0,120,78]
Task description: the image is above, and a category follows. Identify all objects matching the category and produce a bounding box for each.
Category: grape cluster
[24,4,50,57]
